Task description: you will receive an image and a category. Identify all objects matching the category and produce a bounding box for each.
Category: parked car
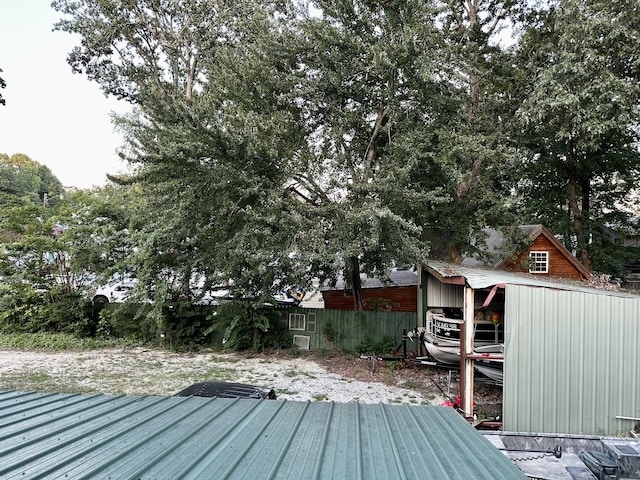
[91,280,136,305]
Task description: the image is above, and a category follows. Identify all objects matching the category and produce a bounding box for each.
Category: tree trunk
[567,160,591,271]
[449,0,481,259]
[347,256,365,311]
[580,177,592,271]
[447,245,463,264]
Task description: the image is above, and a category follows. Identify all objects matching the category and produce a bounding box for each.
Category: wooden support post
[460,285,475,418]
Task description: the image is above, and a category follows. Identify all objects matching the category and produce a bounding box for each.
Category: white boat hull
[423,339,461,365]
[474,362,504,384]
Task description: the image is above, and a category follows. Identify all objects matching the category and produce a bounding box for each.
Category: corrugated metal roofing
[0,390,526,479]
[428,260,639,298]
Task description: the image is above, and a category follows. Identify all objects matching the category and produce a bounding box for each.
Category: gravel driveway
[0,348,454,406]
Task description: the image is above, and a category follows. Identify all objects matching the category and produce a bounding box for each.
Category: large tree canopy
[514,0,640,273]
[51,0,640,304]
[405,0,527,263]
[53,0,440,307]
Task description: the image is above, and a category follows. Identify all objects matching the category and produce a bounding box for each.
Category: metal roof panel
[0,391,526,479]
[428,260,639,298]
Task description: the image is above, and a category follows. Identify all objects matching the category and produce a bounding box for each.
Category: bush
[0,332,133,350]
[0,284,93,335]
[209,301,289,352]
[0,282,291,351]
[0,283,46,333]
[356,335,396,356]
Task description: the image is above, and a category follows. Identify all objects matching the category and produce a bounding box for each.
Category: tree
[53,0,306,302]
[53,0,438,309]
[514,0,640,273]
[269,0,442,308]
[396,0,528,264]
[0,153,64,204]
[0,177,141,334]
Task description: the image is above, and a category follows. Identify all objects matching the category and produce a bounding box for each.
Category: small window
[307,313,317,333]
[529,251,549,273]
[289,313,306,331]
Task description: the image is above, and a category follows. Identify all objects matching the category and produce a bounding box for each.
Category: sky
[0,0,130,189]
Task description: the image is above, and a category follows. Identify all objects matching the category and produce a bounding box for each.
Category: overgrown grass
[0,371,83,394]
[0,332,140,351]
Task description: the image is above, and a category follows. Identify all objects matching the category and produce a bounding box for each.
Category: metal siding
[285,309,418,352]
[425,273,464,310]
[0,391,526,479]
[504,285,640,435]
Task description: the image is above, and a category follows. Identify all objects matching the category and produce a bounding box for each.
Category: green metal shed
[421,260,640,435]
[0,390,525,479]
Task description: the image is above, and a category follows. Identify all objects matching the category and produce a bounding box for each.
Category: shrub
[0,284,93,335]
[356,335,396,356]
[208,301,289,352]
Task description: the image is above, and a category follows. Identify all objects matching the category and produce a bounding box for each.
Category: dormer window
[529,251,549,273]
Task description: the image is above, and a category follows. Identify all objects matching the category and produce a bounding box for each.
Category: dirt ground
[312,352,503,419]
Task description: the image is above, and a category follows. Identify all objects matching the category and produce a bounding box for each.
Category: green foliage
[0,153,64,204]
[323,319,337,343]
[0,283,46,333]
[0,283,93,335]
[94,302,160,344]
[161,301,220,351]
[30,0,640,323]
[356,336,395,356]
[513,0,640,271]
[211,302,288,352]
[0,332,132,351]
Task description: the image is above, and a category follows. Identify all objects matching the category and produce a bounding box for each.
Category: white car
[92,280,136,305]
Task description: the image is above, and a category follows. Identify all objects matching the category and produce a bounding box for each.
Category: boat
[472,344,504,384]
[419,309,504,383]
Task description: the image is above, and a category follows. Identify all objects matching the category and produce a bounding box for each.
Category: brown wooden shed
[498,224,591,281]
[320,270,418,312]
[462,224,591,282]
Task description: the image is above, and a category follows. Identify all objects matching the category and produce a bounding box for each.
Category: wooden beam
[460,285,475,418]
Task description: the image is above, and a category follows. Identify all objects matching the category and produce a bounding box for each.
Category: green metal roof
[0,390,525,479]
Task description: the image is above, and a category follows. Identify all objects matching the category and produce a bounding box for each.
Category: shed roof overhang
[426,260,639,299]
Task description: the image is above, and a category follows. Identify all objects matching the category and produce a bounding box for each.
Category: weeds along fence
[278,308,420,354]
[90,302,420,353]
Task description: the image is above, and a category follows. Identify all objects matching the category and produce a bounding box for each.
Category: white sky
[0,0,130,189]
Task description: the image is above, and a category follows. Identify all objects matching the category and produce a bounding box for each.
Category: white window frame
[306,312,317,333]
[288,313,306,331]
[529,251,549,273]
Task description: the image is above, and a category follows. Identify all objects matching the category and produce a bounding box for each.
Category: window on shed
[529,251,549,273]
[307,312,317,333]
[288,313,306,331]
